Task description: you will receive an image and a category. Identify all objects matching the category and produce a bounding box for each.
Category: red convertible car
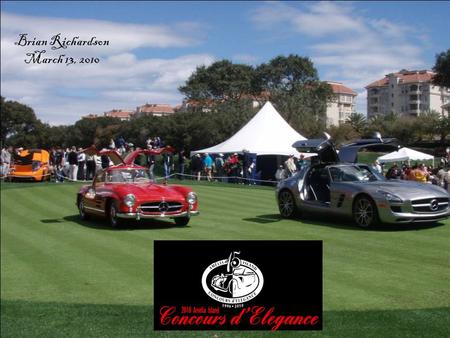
[77,147,198,227]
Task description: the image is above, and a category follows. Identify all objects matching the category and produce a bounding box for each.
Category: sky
[1,1,449,125]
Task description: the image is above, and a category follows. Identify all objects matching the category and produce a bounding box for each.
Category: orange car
[9,149,50,181]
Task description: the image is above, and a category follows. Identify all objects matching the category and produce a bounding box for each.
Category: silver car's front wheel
[278,190,298,218]
[353,196,378,228]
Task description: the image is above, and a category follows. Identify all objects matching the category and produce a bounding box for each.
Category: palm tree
[345,112,367,134]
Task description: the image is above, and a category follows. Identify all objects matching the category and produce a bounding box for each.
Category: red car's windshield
[105,168,151,183]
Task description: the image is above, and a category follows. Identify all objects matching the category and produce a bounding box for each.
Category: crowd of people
[189,151,258,183]
[1,138,259,184]
[50,136,160,182]
[52,146,99,182]
[376,160,450,190]
[0,137,140,182]
[1,140,450,191]
[275,154,307,180]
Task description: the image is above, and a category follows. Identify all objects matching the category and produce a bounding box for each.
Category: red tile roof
[366,70,435,88]
[138,104,174,114]
[104,110,134,118]
[326,82,357,96]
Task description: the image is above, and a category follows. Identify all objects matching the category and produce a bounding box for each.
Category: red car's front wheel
[175,217,190,226]
[78,197,90,220]
[108,202,124,228]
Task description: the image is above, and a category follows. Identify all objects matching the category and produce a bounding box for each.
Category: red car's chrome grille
[140,201,183,213]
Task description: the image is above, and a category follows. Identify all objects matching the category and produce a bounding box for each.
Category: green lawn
[1,181,449,337]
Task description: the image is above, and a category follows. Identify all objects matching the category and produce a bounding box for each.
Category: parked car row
[6,134,449,229]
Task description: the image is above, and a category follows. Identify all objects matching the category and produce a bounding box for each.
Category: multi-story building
[366,69,450,118]
[443,102,450,115]
[325,81,357,126]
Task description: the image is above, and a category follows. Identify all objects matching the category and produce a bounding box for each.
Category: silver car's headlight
[123,194,136,207]
[186,192,197,205]
[378,190,402,203]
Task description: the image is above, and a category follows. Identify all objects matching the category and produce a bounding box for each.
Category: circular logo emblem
[201,251,263,304]
[430,199,439,211]
[158,202,169,212]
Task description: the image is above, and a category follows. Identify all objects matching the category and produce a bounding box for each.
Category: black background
[154,240,322,330]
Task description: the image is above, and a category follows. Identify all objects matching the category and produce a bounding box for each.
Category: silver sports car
[276,134,450,227]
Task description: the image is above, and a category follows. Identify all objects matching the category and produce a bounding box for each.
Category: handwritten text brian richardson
[14,33,109,65]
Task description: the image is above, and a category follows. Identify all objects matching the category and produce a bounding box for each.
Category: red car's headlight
[186,192,197,205]
[123,194,136,207]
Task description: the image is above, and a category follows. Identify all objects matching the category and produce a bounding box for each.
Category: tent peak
[191,101,306,156]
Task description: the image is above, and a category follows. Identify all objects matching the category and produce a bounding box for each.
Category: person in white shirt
[275,165,287,181]
[77,149,86,180]
[284,155,297,177]
[372,160,382,174]
[1,146,12,177]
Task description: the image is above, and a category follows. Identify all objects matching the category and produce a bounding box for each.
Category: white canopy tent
[377,147,434,166]
[191,102,307,157]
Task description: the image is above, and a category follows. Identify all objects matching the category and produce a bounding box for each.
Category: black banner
[154,240,322,331]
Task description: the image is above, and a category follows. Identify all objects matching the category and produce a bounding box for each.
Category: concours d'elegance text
[159,305,320,331]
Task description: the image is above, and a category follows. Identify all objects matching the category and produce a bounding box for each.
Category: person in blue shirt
[203,153,213,182]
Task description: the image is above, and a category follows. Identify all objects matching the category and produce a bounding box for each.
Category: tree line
[1,52,449,152]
